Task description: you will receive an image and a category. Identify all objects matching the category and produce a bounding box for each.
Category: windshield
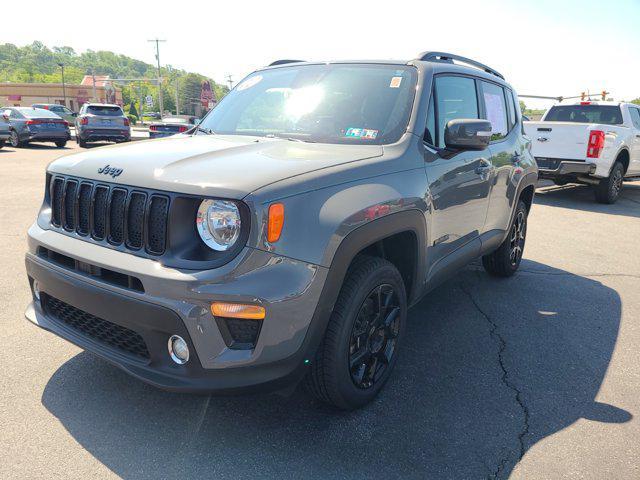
[544,105,623,125]
[87,106,123,116]
[198,64,417,144]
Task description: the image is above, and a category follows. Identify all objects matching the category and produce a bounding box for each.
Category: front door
[423,75,493,278]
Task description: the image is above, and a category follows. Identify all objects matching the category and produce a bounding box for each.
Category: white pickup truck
[524,101,640,203]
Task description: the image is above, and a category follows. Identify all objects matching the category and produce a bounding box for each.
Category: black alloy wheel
[349,284,401,389]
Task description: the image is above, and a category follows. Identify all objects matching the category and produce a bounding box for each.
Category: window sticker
[236,75,263,91]
[345,127,378,139]
[389,76,403,88]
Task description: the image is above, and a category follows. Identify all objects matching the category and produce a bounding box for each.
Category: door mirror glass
[444,119,492,150]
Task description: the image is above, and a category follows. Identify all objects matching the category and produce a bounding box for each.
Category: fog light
[32,280,41,301]
[168,335,189,364]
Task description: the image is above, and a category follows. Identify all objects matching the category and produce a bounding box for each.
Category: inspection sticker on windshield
[345,128,378,139]
[389,76,403,88]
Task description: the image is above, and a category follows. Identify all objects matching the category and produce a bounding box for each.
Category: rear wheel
[305,256,407,410]
[9,130,21,148]
[594,161,624,204]
[55,140,67,148]
[77,137,88,148]
[482,200,528,277]
[0,140,4,149]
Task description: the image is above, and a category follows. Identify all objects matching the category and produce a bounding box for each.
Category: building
[0,76,123,112]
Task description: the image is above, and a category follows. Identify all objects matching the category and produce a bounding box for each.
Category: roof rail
[268,59,306,66]
[416,51,504,80]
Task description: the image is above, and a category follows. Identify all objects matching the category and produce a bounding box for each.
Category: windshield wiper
[264,133,316,143]
[193,126,214,135]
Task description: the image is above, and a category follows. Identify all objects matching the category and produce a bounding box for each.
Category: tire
[482,200,528,277]
[9,130,21,148]
[77,137,88,148]
[0,140,4,149]
[55,140,67,148]
[305,256,407,410]
[594,161,624,204]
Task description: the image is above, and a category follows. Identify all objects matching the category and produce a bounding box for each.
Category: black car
[2,107,71,148]
[148,116,198,138]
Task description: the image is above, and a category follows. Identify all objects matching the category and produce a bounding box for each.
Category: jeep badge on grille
[98,165,123,178]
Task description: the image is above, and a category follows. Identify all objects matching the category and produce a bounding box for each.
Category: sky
[3,0,639,109]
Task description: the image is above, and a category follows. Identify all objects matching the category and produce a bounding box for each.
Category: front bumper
[25,224,329,394]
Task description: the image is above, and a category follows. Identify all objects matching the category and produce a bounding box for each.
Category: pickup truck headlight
[196,199,242,251]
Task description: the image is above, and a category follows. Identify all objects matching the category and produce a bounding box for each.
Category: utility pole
[90,69,97,101]
[148,38,166,118]
[58,63,67,107]
[175,78,180,115]
[225,74,234,90]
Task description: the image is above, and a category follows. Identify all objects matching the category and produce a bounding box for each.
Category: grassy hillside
[0,41,228,114]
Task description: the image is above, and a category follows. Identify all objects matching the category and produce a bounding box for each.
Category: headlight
[196,200,242,251]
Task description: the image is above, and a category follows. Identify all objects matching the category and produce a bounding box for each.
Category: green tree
[519,100,526,113]
[631,98,640,105]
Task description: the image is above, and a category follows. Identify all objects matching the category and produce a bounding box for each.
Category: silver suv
[75,103,130,147]
[25,52,537,409]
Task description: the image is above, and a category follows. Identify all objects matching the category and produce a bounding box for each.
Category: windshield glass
[199,64,417,144]
[544,105,623,125]
[87,106,123,116]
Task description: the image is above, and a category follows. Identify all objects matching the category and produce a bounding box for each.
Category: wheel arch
[613,148,630,174]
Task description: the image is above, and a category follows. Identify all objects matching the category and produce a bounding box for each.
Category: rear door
[423,75,492,272]
[627,106,640,174]
[480,81,522,234]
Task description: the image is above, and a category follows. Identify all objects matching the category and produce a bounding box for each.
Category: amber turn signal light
[267,203,285,243]
[211,302,266,320]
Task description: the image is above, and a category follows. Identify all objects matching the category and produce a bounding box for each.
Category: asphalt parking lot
[1,143,639,479]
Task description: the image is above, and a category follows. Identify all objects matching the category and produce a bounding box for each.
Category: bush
[126,114,138,125]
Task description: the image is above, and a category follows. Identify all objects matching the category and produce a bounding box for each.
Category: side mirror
[444,119,492,151]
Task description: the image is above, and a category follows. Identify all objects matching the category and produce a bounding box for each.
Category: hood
[48,135,383,199]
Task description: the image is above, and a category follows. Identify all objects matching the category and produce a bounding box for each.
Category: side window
[434,76,479,148]
[505,89,517,130]
[481,81,508,141]
[424,93,436,146]
[629,107,640,130]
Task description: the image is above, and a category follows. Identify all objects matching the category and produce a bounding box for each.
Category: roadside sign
[145,95,153,107]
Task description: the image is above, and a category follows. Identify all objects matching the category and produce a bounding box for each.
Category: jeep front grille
[43,293,150,359]
[49,176,169,255]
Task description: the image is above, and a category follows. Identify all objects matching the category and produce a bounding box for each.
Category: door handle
[475,158,493,175]
[511,152,522,165]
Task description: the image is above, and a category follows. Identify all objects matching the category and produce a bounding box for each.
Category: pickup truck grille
[50,176,169,255]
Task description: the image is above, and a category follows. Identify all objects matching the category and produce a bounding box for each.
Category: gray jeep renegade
[25,52,537,409]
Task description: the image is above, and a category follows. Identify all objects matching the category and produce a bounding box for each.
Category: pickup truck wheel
[482,200,528,277]
[594,162,624,204]
[305,256,407,410]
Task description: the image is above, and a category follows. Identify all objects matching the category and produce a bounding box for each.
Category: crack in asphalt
[461,281,530,480]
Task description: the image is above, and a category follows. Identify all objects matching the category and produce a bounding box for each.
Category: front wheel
[55,140,67,148]
[305,256,407,410]
[77,137,88,148]
[482,200,528,277]
[594,161,624,204]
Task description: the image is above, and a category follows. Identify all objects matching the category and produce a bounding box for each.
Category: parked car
[524,101,640,203]
[32,103,77,124]
[0,108,10,148]
[2,107,71,148]
[75,103,130,148]
[148,116,198,138]
[25,52,537,409]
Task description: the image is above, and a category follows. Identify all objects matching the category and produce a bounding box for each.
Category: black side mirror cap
[444,119,492,151]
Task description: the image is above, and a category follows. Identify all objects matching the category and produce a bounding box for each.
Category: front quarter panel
[246,142,429,269]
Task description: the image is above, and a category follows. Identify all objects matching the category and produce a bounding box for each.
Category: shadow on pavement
[41,261,628,479]
[535,182,640,218]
